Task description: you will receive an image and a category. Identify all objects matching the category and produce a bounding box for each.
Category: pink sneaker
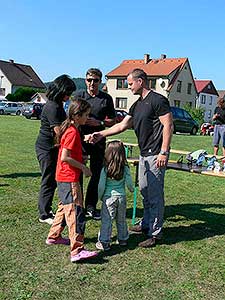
[46,237,70,245]
[71,250,98,262]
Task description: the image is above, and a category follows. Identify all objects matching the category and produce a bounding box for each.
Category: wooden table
[127,155,225,225]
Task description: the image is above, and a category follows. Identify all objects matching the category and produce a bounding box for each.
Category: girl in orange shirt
[46,98,98,263]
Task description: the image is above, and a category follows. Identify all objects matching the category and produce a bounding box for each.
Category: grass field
[0,115,225,300]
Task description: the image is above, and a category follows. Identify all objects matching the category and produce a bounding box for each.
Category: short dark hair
[128,68,148,84]
[47,74,76,104]
[86,68,102,80]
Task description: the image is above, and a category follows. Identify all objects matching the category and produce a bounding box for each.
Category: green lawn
[0,116,225,300]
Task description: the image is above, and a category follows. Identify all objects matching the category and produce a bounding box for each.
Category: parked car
[22,103,44,119]
[171,106,199,135]
[0,102,8,115]
[2,102,23,115]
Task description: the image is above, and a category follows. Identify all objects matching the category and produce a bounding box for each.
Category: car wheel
[191,126,198,135]
[16,110,21,115]
[0,109,4,115]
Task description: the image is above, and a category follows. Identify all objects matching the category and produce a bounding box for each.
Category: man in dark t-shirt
[212,98,225,156]
[88,68,173,247]
[75,68,116,220]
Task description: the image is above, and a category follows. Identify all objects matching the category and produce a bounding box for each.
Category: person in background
[96,140,134,251]
[35,75,76,225]
[75,68,116,220]
[212,98,225,156]
[87,68,173,248]
[46,98,98,262]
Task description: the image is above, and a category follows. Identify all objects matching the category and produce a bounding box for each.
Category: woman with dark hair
[35,74,76,225]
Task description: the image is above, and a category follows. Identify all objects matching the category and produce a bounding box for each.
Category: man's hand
[156,154,168,168]
[84,134,92,142]
[85,132,104,144]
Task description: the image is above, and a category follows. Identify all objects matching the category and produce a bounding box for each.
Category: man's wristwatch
[160,150,169,156]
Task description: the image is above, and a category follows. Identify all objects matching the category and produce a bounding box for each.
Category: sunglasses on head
[86,78,100,83]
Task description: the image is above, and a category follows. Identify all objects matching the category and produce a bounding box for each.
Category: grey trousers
[139,155,166,238]
[98,195,129,244]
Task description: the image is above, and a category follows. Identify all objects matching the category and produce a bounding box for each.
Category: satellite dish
[158,78,166,88]
[158,78,163,84]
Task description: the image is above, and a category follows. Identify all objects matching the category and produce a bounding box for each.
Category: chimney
[144,54,150,64]
[161,54,166,59]
[9,59,14,64]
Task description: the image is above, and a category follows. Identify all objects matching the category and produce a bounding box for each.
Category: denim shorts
[213,125,225,147]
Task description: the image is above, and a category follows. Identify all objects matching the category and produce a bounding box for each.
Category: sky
[1,0,225,89]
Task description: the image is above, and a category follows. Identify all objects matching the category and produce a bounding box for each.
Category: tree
[183,103,205,126]
[6,87,46,102]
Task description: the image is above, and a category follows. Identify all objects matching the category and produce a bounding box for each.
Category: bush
[183,104,205,126]
[6,87,45,102]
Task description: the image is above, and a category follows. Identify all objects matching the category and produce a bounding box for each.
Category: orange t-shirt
[56,125,82,182]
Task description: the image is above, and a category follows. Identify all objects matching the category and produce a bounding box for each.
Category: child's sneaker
[46,236,70,245]
[71,250,98,262]
[95,241,111,251]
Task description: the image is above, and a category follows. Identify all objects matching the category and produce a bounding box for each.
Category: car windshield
[24,103,33,108]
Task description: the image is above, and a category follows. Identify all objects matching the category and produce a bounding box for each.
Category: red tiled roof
[107,57,187,77]
[194,80,219,96]
[194,80,211,93]
[0,59,46,89]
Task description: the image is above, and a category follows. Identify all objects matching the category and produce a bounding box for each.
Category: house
[31,92,48,104]
[0,59,46,97]
[106,53,197,111]
[195,80,219,122]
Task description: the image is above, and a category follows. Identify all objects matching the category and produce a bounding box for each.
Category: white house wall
[196,92,217,122]
[0,69,12,96]
[106,78,138,112]
[169,62,197,107]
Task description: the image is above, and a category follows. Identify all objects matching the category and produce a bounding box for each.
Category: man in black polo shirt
[75,68,116,220]
[88,68,173,247]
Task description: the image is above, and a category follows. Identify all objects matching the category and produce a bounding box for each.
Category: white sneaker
[95,241,110,251]
[39,217,54,225]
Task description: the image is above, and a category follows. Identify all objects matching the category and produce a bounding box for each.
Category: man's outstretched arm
[85,115,133,143]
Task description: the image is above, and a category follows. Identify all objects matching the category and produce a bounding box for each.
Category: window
[187,83,192,94]
[115,97,127,109]
[183,110,192,119]
[149,79,156,89]
[117,79,128,89]
[0,88,5,96]
[177,80,182,92]
[201,95,206,104]
[209,96,212,105]
[174,100,181,107]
